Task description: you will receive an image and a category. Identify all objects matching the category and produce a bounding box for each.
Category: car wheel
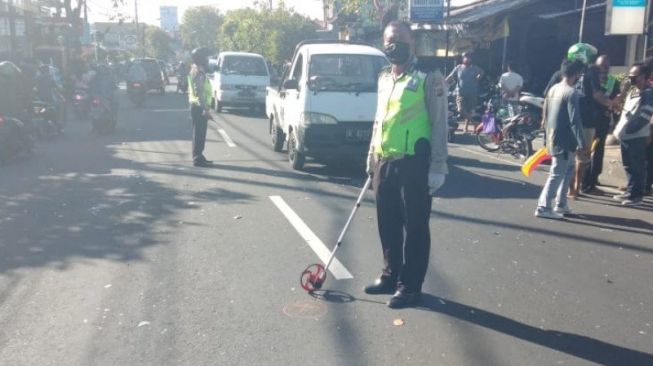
[270,117,285,152]
[287,132,305,170]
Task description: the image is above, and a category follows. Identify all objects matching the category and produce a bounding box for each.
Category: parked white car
[210,52,270,113]
[265,41,388,170]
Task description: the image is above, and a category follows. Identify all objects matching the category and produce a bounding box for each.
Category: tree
[180,6,222,51]
[219,5,317,66]
[144,27,174,60]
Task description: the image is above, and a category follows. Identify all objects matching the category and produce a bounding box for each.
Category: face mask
[384,42,411,65]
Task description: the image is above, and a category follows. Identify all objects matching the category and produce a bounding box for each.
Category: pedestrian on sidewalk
[499,62,523,113]
[365,21,448,309]
[188,47,214,167]
[535,60,588,220]
[446,52,483,134]
[581,55,621,194]
[612,62,653,206]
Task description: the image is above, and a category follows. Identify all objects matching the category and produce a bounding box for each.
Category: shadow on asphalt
[0,90,256,276]
[436,211,653,255]
[310,290,653,366]
[439,156,540,199]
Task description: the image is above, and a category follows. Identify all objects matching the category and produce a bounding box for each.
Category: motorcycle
[0,114,33,163]
[128,81,146,107]
[476,91,542,160]
[447,91,460,142]
[177,74,188,94]
[90,97,117,134]
[72,88,90,119]
[32,100,62,139]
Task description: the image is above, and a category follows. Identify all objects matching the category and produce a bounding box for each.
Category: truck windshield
[222,56,268,76]
[308,54,388,93]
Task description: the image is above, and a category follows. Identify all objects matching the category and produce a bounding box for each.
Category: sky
[87,0,477,26]
[87,0,325,25]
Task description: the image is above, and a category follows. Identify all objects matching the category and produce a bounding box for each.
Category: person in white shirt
[499,62,524,104]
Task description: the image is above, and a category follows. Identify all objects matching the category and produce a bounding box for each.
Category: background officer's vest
[188,69,212,107]
[375,70,431,158]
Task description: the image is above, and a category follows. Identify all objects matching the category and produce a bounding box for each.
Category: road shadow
[438,164,540,199]
[310,290,653,366]
[566,213,653,236]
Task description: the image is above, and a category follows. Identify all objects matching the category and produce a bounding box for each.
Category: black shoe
[364,277,397,295]
[387,290,421,309]
[193,160,212,167]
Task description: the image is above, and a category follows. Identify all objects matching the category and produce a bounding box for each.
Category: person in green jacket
[364,21,448,309]
[188,47,214,167]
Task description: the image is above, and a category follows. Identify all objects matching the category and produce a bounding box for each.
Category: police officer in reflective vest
[188,47,214,167]
[365,21,448,309]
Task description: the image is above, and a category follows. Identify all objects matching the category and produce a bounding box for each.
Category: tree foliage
[219,6,317,66]
[180,6,222,51]
[144,27,174,60]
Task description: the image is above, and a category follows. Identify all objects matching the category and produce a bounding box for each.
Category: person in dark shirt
[581,55,621,194]
[536,60,588,219]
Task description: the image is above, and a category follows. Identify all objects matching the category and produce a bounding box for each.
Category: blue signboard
[409,0,445,23]
[614,0,646,7]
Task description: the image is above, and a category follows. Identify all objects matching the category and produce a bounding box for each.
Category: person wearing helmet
[543,44,618,198]
[188,47,214,167]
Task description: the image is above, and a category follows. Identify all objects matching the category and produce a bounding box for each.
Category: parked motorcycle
[127,81,146,107]
[90,97,117,134]
[72,88,90,119]
[0,114,33,163]
[476,91,543,160]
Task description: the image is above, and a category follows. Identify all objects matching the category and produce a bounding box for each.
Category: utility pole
[578,0,588,42]
[444,0,452,75]
[8,0,17,58]
[134,0,143,56]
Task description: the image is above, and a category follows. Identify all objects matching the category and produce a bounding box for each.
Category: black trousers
[621,137,647,199]
[646,140,653,191]
[582,119,609,191]
[372,143,432,293]
[191,105,208,162]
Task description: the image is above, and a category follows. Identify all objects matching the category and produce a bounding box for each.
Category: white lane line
[218,128,237,147]
[269,196,353,280]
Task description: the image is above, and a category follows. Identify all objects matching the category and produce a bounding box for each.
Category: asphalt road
[1,84,652,366]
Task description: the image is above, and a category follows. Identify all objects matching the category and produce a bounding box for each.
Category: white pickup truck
[265,40,388,170]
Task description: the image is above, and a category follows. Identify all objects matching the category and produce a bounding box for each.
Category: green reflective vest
[188,70,212,107]
[375,69,431,158]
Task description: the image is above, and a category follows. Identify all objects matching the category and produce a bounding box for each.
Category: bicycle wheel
[477,131,502,152]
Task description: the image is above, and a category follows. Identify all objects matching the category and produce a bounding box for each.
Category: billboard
[606,0,650,35]
[409,0,444,23]
[160,6,178,33]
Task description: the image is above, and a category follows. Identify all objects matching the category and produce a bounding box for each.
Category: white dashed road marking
[269,196,354,280]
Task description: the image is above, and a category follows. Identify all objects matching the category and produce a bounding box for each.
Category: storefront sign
[409,0,444,23]
[606,0,649,35]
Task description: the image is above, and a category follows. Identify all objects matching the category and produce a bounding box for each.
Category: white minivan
[210,52,270,113]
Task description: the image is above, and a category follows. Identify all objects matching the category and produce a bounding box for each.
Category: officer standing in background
[188,47,214,167]
[365,21,448,309]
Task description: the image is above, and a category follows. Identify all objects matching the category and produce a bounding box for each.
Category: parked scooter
[90,97,117,134]
[0,114,33,163]
[127,81,146,107]
[72,88,90,119]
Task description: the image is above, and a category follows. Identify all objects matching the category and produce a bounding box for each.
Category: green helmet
[567,43,598,64]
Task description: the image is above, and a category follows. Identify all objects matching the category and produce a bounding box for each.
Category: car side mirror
[283,79,299,90]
